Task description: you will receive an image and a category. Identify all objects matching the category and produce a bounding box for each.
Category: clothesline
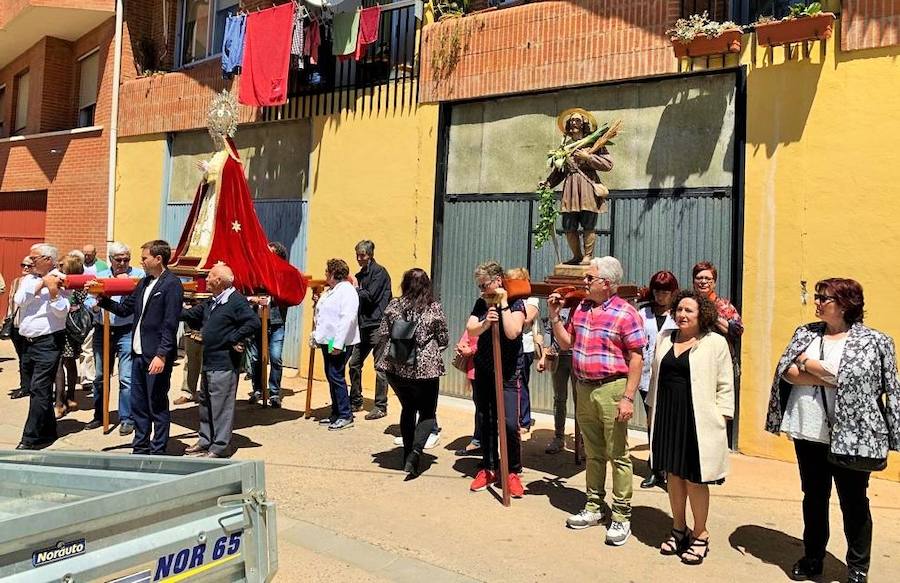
[222,0,386,106]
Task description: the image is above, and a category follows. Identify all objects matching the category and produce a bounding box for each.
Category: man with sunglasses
[15,244,69,449]
[84,242,144,435]
[548,256,645,546]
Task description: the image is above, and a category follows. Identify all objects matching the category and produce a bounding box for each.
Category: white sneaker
[424,431,441,450]
[393,436,403,446]
[605,520,631,546]
[565,509,605,530]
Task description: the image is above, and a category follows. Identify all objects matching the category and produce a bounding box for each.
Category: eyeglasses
[21,263,32,268]
[583,274,607,284]
[477,278,497,291]
[814,293,836,303]
[694,276,715,282]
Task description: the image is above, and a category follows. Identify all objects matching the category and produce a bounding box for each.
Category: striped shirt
[566,295,646,381]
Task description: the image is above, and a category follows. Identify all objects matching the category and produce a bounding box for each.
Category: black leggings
[387,374,439,460]
[472,371,522,474]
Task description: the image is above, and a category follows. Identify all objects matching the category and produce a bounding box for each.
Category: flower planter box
[755,13,835,47]
[671,29,743,58]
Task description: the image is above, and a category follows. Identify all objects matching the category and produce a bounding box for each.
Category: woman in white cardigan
[647,290,734,565]
[313,258,361,431]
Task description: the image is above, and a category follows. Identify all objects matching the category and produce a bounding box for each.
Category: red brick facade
[419,0,680,103]
[0,17,116,255]
[842,0,900,51]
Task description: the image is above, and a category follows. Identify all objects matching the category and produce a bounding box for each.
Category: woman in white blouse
[312,259,360,431]
[638,270,679,489]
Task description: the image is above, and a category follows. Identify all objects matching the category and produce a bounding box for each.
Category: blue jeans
[248,325,284,398]
[92,325,134,424]
[322,345,352,420]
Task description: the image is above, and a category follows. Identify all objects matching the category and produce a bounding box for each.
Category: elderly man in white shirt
[312,258,360,431]
[16,243,69,449]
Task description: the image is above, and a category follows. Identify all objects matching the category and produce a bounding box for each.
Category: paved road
[1,344,898,582]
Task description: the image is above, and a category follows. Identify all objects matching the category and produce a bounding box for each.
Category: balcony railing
[276,0,419,116]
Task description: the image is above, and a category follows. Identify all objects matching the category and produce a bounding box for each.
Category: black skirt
[651,346,724,485]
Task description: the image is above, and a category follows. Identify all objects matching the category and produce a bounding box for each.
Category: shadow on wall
[646,87,731,189]
[745,43,825,159]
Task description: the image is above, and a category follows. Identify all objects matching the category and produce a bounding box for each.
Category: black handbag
[827,452,888,473]
[387,314,418,366]
[0,312,15,340]
[66,305,94,346]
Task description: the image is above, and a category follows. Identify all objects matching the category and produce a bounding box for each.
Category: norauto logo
[32,538,86,567]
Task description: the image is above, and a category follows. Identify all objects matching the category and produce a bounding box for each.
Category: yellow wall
[300,83,440,385]
[740,26,900,480]
[114,135,167,250]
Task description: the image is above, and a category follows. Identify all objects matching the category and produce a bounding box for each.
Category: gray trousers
[552,353,576,439]
[198,369,238,456]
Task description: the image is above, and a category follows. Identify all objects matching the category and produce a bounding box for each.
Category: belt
[579,373,627,385]
[23,331,64,344]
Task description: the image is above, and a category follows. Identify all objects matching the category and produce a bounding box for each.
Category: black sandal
[680,536,709,565]
[659,527,689,555]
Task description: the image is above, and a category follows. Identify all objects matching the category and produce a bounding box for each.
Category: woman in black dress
[647,290,735,565]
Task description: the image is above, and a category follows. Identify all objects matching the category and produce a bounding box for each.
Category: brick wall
[40,38,75,132]
[842,0,900,51]
[118,59,261,137]
[122,0,179,79]
[419,0,680,103]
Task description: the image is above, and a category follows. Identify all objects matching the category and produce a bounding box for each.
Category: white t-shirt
[521,296,540,354]
[780,336,846,444]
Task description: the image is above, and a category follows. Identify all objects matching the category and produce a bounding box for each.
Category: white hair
[211,263,235,285]
[68,249,85,261]
[31,243,58,260]
[590,256,624,287]
[107,241,130,259]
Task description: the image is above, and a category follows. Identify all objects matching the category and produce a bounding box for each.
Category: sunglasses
[814,293,836,303]
[477,278,498,291]
[21,263,33,268]
[111,257,130,263]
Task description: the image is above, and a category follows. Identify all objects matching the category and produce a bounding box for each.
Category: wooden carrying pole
[260,301,270,404]
[491,320,512,507]
[102,311,111,433]
[303,284,324,419]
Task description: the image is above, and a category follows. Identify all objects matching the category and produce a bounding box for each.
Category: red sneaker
[470,469,496,492]
[508,473,525,498]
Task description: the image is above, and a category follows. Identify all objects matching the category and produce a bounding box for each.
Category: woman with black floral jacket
[376,268,448,478]
[766,278,900,583]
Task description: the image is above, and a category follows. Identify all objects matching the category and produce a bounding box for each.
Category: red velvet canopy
[171,138,308,306]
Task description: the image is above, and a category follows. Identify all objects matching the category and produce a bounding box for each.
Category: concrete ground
[1,344,899,583]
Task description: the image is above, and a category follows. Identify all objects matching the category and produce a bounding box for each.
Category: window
[0,86,5,136]
[78,50,100,128]
[13,70,29,136]
[179,0,239,66]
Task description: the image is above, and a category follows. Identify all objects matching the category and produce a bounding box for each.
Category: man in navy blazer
[97,240,184,454]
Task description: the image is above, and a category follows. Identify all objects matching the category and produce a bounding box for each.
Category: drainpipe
[106,0,124,245]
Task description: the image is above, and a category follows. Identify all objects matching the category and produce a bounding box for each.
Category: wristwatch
[797,357,809,372]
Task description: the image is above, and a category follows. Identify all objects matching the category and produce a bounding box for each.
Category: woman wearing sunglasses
[766,278,900,583]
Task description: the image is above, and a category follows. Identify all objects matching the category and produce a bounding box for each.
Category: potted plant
[754,2,835,47]
[434,0,467,21]
[669,12,743,59]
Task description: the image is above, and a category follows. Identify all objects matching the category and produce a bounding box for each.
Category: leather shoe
[16,441,50,450]
[364,408,387,420]
[790,557,823,580]
[85,419,103,430]
[847,569,867,583]
[173,396,193,405]
[119,423,135,436]
[10,388,27,399]
[640,472,666,489]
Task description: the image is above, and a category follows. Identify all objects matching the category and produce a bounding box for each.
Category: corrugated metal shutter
[163,199,309,368]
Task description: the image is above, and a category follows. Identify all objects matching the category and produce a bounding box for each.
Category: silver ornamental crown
[207,90,239,138]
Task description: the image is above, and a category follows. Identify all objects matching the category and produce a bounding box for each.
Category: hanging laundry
[304,18,321,65]
[221,13,247,78]
[332,9,360,57]
[354,6,381,61]
[291,4,305,70]
[238,2,295,107]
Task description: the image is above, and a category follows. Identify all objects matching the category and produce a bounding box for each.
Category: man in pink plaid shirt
[549,256,645,546]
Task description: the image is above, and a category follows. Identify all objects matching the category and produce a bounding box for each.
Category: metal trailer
[0,450,277,582]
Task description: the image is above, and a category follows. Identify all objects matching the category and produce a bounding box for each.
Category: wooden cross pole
[260,300,270,404]
[491,319,512,507]
[102,310,111,434]
[303,283,325,419]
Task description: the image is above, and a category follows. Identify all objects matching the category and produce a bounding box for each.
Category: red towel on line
[354,6,381,60]
[304,19,321,65]
[239,3,294,107]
